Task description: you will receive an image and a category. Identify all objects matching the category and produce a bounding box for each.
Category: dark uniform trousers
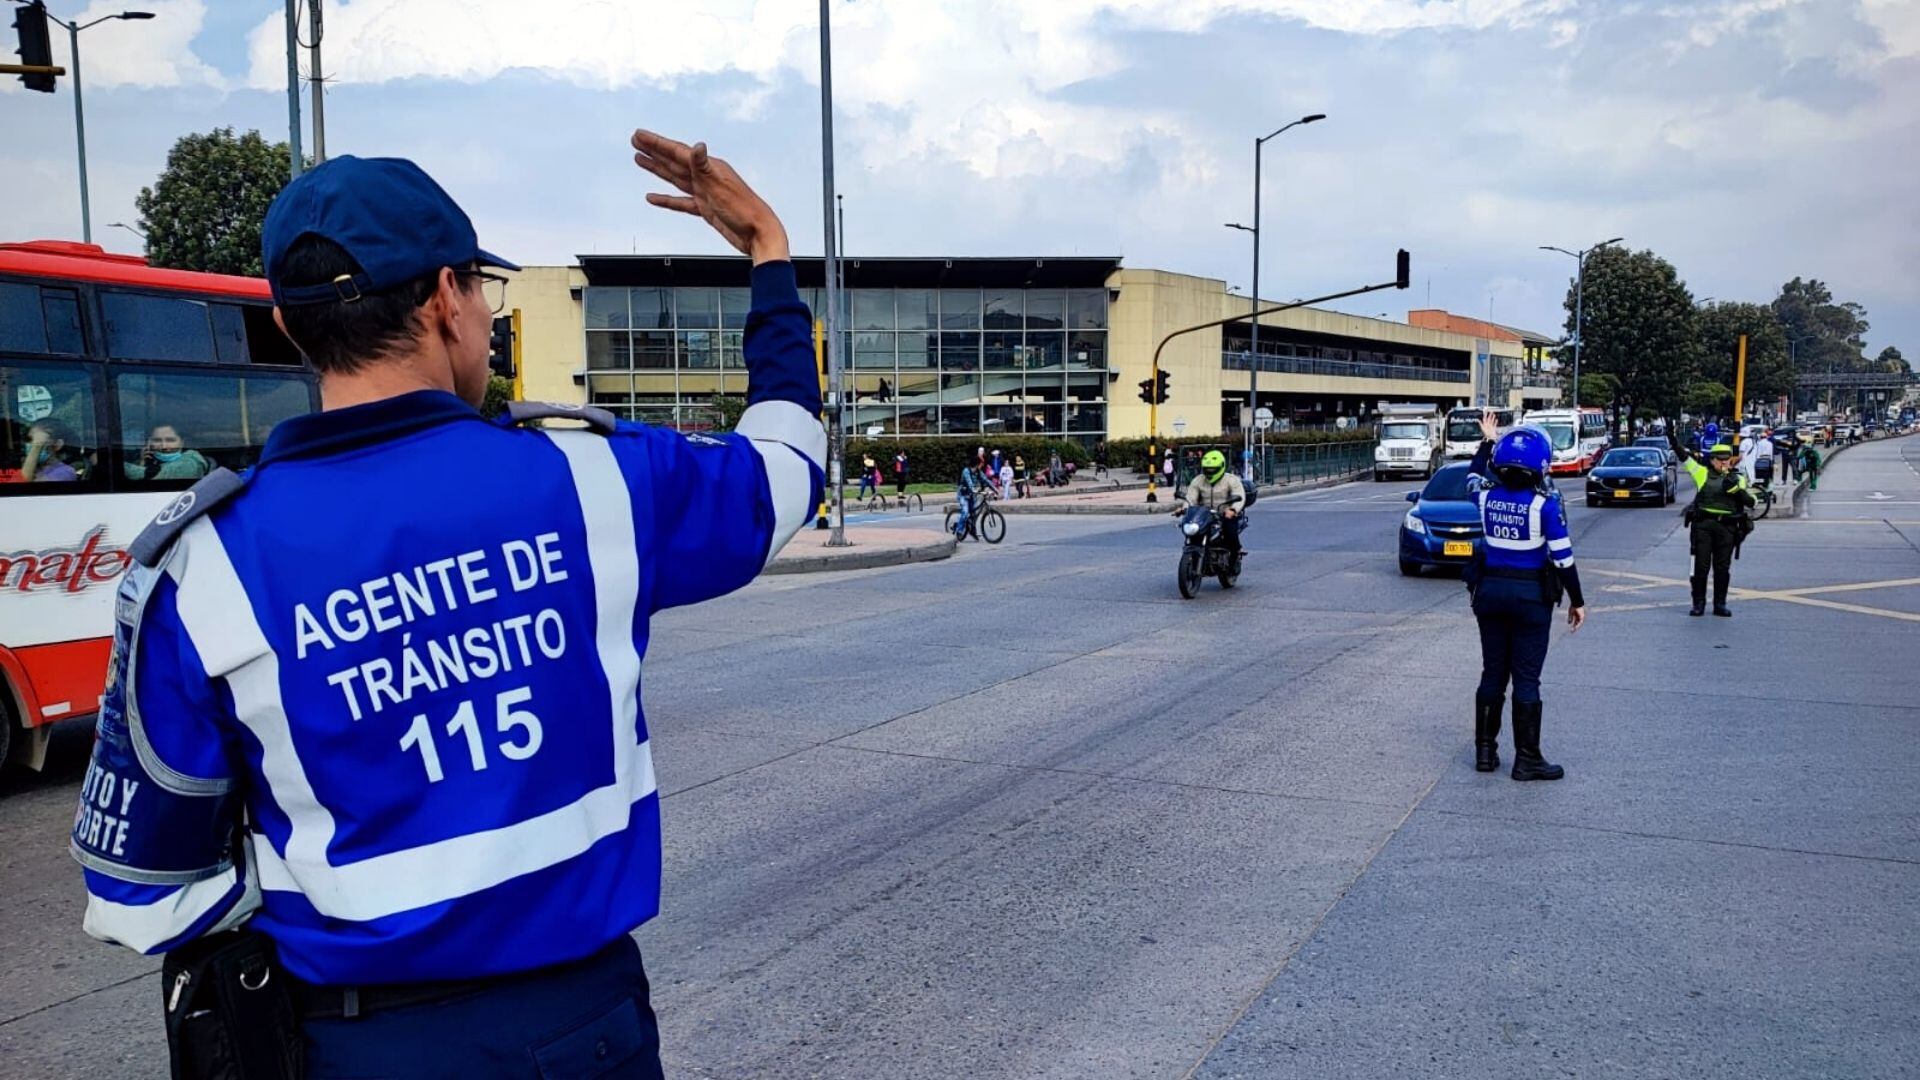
[301,937,664,1079]
[1472,576,1553,704]
[1690,517,1738,604]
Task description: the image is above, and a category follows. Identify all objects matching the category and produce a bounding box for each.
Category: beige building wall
[503,265,588,405]
[1104,267,1505,440]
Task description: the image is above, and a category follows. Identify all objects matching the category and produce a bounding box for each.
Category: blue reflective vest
[1467,442,1576,575]
[73,261,825,987]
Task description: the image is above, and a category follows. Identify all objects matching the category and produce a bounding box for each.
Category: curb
[764,534,958,575]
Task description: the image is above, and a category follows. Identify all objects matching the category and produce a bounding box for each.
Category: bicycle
[943,491,1006,543]
[1748,479,1776,520]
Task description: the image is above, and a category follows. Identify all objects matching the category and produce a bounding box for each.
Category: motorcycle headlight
[1403,512,1426,535]
[1182,521,1202,536]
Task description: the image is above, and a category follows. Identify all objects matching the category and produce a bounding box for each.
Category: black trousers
[301,937,662,1079]
[1473,577,1553,703]
[1690,518,1737,604]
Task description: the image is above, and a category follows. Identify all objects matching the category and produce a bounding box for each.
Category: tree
[136,128,294,276]
[1875,345,1908,374]
[711,395,748,432]
[1696,302,1791,412]
[1561,246,1700,424]
[481,375,514,419]
[1682,380,1732,418]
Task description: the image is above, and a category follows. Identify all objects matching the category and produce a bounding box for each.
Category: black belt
[294,939,627,1021]
[1482,565,1545,581]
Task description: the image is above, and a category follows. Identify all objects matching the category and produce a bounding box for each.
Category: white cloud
[0,0,222,93]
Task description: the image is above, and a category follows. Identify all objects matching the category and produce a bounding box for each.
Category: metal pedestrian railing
[1168,440,1376,490]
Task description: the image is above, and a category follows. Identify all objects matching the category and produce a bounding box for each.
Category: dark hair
[274,236,444,374]
[30,418,75,443]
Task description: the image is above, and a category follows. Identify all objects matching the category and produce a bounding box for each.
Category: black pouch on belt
[162,929,304,1080]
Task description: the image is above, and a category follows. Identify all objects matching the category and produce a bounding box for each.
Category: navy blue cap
[261,155,518,307]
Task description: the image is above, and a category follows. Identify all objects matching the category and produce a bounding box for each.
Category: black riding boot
[1510,700,1564,781]
[1713,577,1732,617]
[1474,694,1503,772]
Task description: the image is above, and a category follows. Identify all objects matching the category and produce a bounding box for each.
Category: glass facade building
[576,256,1116,441]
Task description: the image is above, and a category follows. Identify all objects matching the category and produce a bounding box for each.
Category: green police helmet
[1709,443,1734,458]
[1201,449,1227,476]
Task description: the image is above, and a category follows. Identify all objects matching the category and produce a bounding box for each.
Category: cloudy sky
[7,0,1916,353]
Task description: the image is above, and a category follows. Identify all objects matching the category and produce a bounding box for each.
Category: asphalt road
[3,440,1916,1078]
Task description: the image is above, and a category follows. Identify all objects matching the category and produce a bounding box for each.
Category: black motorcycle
[1175,498,1242,599]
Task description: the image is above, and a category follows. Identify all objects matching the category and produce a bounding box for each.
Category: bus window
[0,281,87,355]
[0,362,99,487]
[114,370,311,482]
[240,304,303,366]
[102,292,219,363]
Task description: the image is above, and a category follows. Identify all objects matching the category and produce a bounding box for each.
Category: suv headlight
[1403,512,1426,535]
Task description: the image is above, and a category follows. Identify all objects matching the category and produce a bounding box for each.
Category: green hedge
[1105,430,1375,471]
[841,435,1088,485]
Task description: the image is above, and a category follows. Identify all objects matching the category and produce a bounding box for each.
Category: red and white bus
[0,241,316,771]
[1522,406,1611,475]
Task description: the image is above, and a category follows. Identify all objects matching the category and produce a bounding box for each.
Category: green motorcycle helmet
[1201,449,1227,482]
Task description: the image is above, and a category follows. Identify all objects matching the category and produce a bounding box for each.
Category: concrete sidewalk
[766,524,956,574]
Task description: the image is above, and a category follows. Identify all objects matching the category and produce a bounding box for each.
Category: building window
[584,287,629,330]
[676,287,720,329]
[1024,290,1065,331]
[897,289,935,331]
[852,290,895,331]
[1068,288,1108,329]
[940,289,980,330]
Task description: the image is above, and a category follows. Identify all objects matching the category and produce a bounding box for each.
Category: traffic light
[1138,369,1171,404]
[488,315,515,379]
[1395,249,1411,290]
[13,2,55,93]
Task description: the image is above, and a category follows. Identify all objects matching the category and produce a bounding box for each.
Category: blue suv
[1398,462,1482,576]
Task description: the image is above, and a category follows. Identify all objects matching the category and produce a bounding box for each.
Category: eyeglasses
[455,270,510,315]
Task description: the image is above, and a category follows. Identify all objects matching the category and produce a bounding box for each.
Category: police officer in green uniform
[1673,438,1756,617]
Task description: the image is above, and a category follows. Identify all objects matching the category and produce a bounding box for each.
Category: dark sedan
[1399,462,1482,575]
[1586,447,1676,506]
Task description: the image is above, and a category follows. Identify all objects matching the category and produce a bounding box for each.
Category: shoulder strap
[505,400,618,435]
[129,468,248,568]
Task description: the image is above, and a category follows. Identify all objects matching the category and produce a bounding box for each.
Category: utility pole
[31,6,158,243]
[284,0,302,178]
[307,0,325,163]
[817,0,847,545]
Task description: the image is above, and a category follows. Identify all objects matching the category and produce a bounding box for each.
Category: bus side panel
[0,638,109,727]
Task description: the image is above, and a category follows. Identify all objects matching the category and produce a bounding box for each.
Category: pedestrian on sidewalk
[70,137,825,1079]
[893,449,908,495]
[858,453,878,499]
[1464,409,1586,781]
[1800,442,1823,490]
[1001,459,1017,499]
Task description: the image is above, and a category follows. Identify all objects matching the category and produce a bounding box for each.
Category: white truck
[1373,402,1445,481]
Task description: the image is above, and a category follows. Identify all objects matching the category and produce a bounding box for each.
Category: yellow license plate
[1612,489,1630,498]
[1443,541,1473,556]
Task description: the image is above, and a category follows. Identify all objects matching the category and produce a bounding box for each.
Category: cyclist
[954,458,991,538]
[1177,449,1247,562]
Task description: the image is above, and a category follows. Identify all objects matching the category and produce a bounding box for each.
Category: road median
[765,525,957,574]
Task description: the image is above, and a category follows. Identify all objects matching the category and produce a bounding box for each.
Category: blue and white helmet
[1491,426,1551,487]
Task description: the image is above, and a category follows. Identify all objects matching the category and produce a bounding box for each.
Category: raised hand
[630,129,791,265]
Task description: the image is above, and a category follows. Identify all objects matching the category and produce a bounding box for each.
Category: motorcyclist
[1177,449,1247,561]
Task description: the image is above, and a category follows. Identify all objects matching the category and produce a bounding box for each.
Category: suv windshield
[1602,449,1661,468]
[1420,465,1474,501]
[1381,422,1428,441]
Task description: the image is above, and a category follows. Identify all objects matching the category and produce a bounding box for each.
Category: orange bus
[0,240,317,772]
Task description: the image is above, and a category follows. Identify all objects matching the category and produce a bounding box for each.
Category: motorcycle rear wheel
[1178,549,1203,599]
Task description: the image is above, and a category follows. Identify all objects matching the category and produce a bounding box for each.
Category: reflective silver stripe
[82,859,258,954]
[125,556,231,797]
[71,842,233,885]
[169,518,335,878]
[736,401,827,564]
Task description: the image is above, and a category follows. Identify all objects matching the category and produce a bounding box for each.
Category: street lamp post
[1230,112,1324,483]
[1539,237,1622,411]
[38,7,156,243]
[817,0,847,546]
